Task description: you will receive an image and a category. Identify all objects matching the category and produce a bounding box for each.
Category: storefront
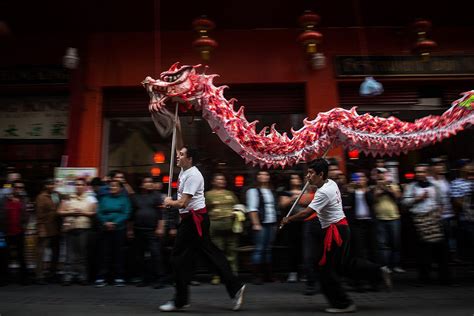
[0,66,70,195]
[335,55,474,181]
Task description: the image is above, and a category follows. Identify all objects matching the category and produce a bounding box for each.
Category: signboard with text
[0,96,69,139]
[335,55,474,77]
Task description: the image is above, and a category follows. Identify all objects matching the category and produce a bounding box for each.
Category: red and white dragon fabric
[143,63,474,168]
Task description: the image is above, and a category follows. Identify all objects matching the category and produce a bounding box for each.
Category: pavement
[1,268,474,315]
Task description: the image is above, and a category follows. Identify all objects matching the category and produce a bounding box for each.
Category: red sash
[180,207,207,237]
[318,217,348,266]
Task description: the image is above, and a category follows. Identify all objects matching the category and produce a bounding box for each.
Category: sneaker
[392,267,406,273]
[380,266,393,291]
[159,301,190,312]
[232,284,246,311]
[287,272,298,283]
[94,279,107,287]
[114,278,126,287]
[325,304,357,313]
[189,280,200,286]
[211,275,221,285]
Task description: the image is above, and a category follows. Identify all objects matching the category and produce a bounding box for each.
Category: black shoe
[153,282,165,289]
[304,286,318,296]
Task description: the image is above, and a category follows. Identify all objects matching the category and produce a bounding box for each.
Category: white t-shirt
[354,189,371,220]
[178,166,206,214]
[308,179,346,229]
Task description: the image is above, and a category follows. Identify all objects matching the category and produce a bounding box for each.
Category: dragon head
[142,62,205,112]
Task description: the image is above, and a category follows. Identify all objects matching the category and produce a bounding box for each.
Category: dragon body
[143,62,474,168]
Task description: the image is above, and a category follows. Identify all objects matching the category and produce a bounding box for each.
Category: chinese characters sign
[0,96,69,139]
[335,55,474,77]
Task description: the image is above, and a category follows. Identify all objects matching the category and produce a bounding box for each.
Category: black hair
[43,178,55,187]
[109,179,122,187]
[308,158,329,180]
[182,146,199,164]
[212,173,226,180]
[90,177,103,187]
[108,170,122,178]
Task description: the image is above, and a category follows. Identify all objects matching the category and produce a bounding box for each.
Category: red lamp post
[192,16,218,61]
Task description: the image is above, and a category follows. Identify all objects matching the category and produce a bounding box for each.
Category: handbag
[412,211,444,243]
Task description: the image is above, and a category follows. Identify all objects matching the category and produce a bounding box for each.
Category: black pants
[171,213,242,307]
[416,239,451,284]
[36,235,60,280]
[303,219,322,287]
[97,229,126,280]
[351,219,377,262]
[318,224,381,309]
[134,228,163,282]
[6,234,28,281]
[286,221,303,273]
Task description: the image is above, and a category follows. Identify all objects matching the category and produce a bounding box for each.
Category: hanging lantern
[413,19,437,61]
[192,16,218,61]
[297,10,324,69]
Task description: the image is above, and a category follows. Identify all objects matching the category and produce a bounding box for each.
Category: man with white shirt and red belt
[281,158,391,313]
[160,145,245,312]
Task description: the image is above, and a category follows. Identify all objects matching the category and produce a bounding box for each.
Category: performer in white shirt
[159,139,245,312]
[281,158,392,313]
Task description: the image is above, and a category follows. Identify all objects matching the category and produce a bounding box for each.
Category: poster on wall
[0,96,69,139]
[54,167,98,194]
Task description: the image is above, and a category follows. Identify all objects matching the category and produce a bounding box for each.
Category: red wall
[6,27,472,171]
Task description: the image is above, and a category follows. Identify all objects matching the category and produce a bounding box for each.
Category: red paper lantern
[297,31,323,54]
[162,175,170,183]
[192,16,218,61]
[412,19,437,60]
[298,10,324,63]
[298,11,320,28]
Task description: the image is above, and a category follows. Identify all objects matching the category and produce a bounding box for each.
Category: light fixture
[310,52,326,70]
[153,151,165,164]
[63,47,80,69]
[360,76,383,96]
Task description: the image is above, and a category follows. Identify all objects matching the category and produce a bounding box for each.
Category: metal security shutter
[103,87,149,117]
[338,82,418,109]
[102,83,305,117]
